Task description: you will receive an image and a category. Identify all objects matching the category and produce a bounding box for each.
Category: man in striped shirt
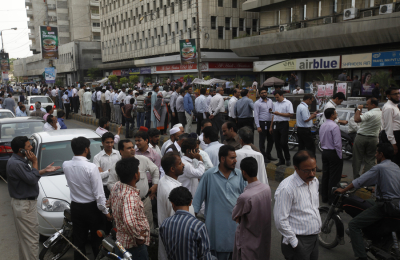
[159,186,213,260]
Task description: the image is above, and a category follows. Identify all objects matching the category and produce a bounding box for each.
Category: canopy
[95,78,109,84]
[192,78,228,86]
[263,77,285,87]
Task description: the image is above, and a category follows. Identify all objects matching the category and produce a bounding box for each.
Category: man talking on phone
[7,136,61,260]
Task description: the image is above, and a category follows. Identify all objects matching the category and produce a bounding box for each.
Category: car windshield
[0,111,15,118]
[39,138,103,175]
[30,97,53,104]
[1,121,44,140]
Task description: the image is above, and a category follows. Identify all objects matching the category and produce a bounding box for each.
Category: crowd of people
[4,79,400,260]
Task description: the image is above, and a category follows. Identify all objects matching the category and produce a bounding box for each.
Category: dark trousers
[120,103,126,126]
[393,130,400,166]
[297,127,315,155]
[97,101,102,118]
[71,201,105,260]
[116,244,148,260]
[64,103,70,119]
[145,111,151,128]
[259,121,274,161]
[106,102,111,120]
[125,117,134,137]
[281,235,318,260]
[171,109,178,126]
[196,112,204,135]
[177,112,186,127]
[211,113,225,142]
[238,117,255,143]
[321,149,343,203]
[273,121,290,162]
[228,117,236,123]
[102,103,107,118]
[73,96,79,113]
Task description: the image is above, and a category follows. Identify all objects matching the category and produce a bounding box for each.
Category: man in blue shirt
[195,88,207,135]
[234,89,254,141]
[57,110,67,129]
[183,86,194,133]
[32,86,38,95]
[160,186,213,260]
[296,94,317,155]
[16,105,27,117]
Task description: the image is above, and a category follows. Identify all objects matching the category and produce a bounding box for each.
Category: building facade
[231,0,400,91]
[99,0,260,81]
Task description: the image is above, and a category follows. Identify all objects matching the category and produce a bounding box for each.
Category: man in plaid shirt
[108,157,150,259]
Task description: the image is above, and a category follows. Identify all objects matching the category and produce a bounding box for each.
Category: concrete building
[231,0,400,92]
[26,0,101,54]
[99,0,259,81]
[14,41,102,85]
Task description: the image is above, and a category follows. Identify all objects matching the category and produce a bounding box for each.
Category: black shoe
[275,161,285,167]
[286,160,291,166]
[267,156,277,161]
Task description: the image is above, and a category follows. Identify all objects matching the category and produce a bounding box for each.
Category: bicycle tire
[318,207,339,249]
[39,236,71,260]
[288,134,298,151]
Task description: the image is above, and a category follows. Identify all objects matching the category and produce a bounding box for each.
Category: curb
[70,113,126,135]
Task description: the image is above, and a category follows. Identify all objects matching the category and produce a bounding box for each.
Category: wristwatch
[357,108,361,112]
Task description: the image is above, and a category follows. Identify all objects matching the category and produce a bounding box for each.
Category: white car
[0,109,15,118]
[24,96,57,117]
[30,129,103,236]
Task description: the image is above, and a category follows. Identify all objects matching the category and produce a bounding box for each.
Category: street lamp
[1,27,17,53]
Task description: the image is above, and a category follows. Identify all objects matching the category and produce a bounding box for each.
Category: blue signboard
[371,51,400,67]
[129,68,140,74]
[140,67,151,74]
[45,67,56,84]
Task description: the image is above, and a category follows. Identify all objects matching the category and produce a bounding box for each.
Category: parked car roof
[32,128,100,143]
[0,117,44,124]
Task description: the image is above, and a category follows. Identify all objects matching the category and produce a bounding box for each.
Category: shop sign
[40,26,59,59]
[45,67,56,84]
[0,53,10,71]
[121,69,130,76]
[180,39,197,65]
[2,71,8,81]
[254,56,340,72]
[129,68,140,74]
[342,53,372,68]
[140,67,151,74]
[208,62,253,70]
[155,64,198,72]
[371,51,400,67]
[112,70,121,76]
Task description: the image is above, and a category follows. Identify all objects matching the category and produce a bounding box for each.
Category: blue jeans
[125,117,135,137]
[137,112,145,127]
[145,111,151,129]
[116,244,148,260]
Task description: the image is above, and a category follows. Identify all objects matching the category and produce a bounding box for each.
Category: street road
[0,118,356,260]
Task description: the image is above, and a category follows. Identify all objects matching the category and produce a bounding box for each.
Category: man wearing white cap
[173,123,184,133]
[82,88,93,116]
[160,127,183,156]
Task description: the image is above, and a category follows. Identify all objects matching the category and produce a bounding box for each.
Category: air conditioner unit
[380,3,394,14]
[323,17,335,24]
[343,8,359,20]
[362,10,373,17]
[300,22,306,28]
[279,24,288,32]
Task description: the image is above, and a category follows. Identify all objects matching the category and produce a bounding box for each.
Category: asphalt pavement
[0,118,358,260]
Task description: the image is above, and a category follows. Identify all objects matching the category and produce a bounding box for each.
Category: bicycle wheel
[318,207,339,249]
[288,134,298,151]
[39,236,71,260]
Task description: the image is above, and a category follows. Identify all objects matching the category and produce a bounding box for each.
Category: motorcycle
[318,183,400,260]
[39,209,73,260]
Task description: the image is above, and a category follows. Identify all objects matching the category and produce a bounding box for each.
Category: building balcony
[230,11,400,57]
[28,22,34,29]
[92,27,101,32]
[48,4,56,10]
[90,0,100,7]
[29,33,35,40]
[91,13,100,20]
[242,0,286,11]
[26,9,33,17]
[25,0,32,6]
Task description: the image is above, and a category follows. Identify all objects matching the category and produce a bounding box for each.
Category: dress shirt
[62,94,70,104]
[179,156,205,196]
[91,92,96,102]
[113,93,119,105]
[161,139,173,156]
[67,89,73,97]
[199,150,213,171]
[51,89,57,97]
[57,118,67,129]
[292,89,304,94]
[204,141,224,167]
[272,98,293,122]
[108,182,150,249]
[206,95,212,107]
[101,93,106,103]
[195,94,207,114]
[149,143,162,157]
[72,88,77,97]
[348,116,360,134]
[296,102,313,128]
[3,97,15,113]
[93,149,121,185]
[358,108,382,136]
[159,210,213,260]
[157,175,195,260]
[96,91,102,101]
[135,146,161,169]
[320,100,339,125]
[228,96,238,118]
[175,95,185,112]
[184,93,194,115]
[234,96,254,118]
[320,119,342,159]
[274,172,321,248]
[32,88,38,94]
[124,95,133,105]
[353,159,400,200]
[43,122,61,131]
[16,110,27,117]
[7,153,41,199]
[107,155,159,198]
[254,98,274,127]
[105,90,111,101]
[95,127,120,144]
[43,113,50,121]
[382,100,400,144]
[199,133,208,150]
[208,93,225,116]
[235,145,268,185]
[169,92,179,112]
[63,156,108,214]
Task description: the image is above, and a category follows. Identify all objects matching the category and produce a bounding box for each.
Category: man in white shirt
[203,126,224,166]
[320,92,348,125]
[104,86,111,120]
[228,88,240,122]
[107,139,159,232]
[236,128,268,185]
[93,132,121,198]
[157,152,195,260]
[292,86,304,94]
[96,87,103,119]
[42,115,61,131]
[169,85,181,127]
[274,150,321,260]
[50,87,57,105]
[208,87,225,142]
[165,133,189,154]
[199,119,212,150]
[194,88,208,135]
[382,87,400,166]
[63,137,112,259]
[95,117,122,144]
[117,86,127,126]
[72,86,79,113]
[78,86,85,115]
[160,126,183,155]
[252,80,258,89]
[205,89,215,109]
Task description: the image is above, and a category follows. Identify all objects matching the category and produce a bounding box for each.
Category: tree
[232,76,252,89]
[129,75,139,84]
[87,68,102,80]
[108,75,118,87]
[120,77,129,86]
[55,79,64,87]
[369,71,398,101]
[204,75,212,80]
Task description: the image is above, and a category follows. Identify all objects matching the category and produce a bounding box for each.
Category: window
[165,34,168,45]
[318,1,322,17]
[225,17,230,30]
[172,32,175,43]
[290,8,293,23]
[161,26,164,35]
[239,18,244,31]
[179,30,183,39]
[211,16,216,29]
[188,28,191,38]
[168,24,171,35]
[175,22,179,32]
[188,0,191,9]
[218,26,224,39]
[179,0,182,11]
[93,22,100,27]
[171,2,174,14]
[333,0,337,13]
[164,5,167,16]
[252,19,257,32]
[218,0,223,7]
[152,36,154,47]
[303,4,307,19]
[232,0,237,8]
[246,28,251,36]
[183,20,187,31]
[232,27,238,38]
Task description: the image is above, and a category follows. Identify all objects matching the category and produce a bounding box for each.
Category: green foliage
[55,79,64,87]
[204,75,212,80]
[369,71,398,100]
[275,74,287,81]
[144,77,152,85]
[129,75,139,84]
[317,73,335,82]
[87,68,102,80]
[183,74,194,83]
[108,75,118,85]
[120,77,129,85]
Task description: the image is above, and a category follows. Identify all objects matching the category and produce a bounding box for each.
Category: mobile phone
[20,149,27,155]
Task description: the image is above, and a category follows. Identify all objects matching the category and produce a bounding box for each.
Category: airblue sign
[140,67,151,74]
[372,51,400,67]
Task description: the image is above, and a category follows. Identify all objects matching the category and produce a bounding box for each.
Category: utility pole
[195,0,202,79]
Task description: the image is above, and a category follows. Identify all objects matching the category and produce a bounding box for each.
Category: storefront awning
[192,78,228,85]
